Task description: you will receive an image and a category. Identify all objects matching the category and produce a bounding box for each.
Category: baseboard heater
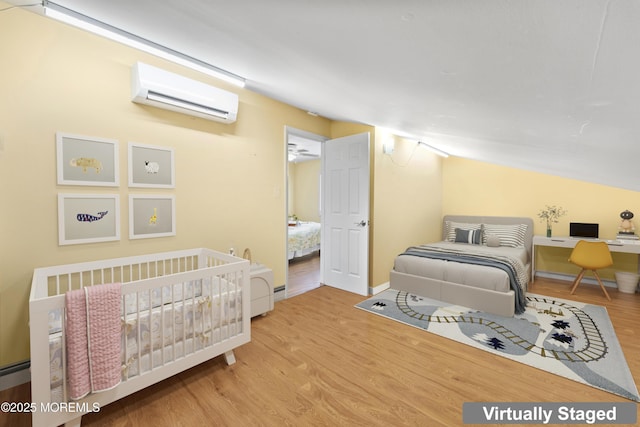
[274,285,286,302]
[0,360,30,391]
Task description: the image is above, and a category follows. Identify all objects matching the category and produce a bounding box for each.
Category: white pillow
[485,234,501,247]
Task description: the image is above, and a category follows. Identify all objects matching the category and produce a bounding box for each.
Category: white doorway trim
[284,126,327,299]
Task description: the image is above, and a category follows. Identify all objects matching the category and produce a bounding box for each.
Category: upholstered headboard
[442,215,535,258]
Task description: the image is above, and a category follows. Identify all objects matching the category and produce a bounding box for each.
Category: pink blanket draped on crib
[65,282,122,400]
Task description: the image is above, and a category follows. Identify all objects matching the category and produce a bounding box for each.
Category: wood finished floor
[287,252,321,298]
[2,277,639,427]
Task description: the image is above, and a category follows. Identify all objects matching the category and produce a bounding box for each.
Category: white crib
[29,248,250,427]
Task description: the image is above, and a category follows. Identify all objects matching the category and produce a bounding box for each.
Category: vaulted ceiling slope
[11,0,640,191]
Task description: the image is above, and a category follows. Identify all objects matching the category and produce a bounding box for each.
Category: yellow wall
[8,2,633,368]
[442,157,640,279]
[288,160,321,222]
[0,6,332,366]
[371,131,443,286]
[0,6,443,367]
[322,123,445,288]
[285,125,445,289]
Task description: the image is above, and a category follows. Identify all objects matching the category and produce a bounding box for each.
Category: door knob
[354,220,369,227]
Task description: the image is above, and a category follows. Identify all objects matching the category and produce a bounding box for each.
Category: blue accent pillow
[455,228,482,244]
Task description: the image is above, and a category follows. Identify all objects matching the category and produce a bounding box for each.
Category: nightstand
[250,264,274,317]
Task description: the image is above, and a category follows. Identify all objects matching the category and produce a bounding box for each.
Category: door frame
[284,126,327,298]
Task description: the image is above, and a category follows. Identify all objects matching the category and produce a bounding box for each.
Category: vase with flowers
[538,205,567,237]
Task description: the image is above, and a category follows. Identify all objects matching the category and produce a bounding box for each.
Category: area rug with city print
[356,288,639,402]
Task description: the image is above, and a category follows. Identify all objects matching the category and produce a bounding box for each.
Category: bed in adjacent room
[390,215,533,317]
[288,221,321,260]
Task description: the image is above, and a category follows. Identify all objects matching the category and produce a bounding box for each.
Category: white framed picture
[56,132,119,186]
[128,142,175,188]
[58,194,120,245]
[129,194,176,239]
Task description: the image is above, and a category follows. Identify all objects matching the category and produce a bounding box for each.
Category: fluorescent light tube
[43,1,246,88]
[418,141,449,158]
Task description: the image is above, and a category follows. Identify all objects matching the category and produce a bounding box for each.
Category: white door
[321,132,370,295]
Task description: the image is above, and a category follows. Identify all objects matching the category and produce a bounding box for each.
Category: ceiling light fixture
[42,0,246,88]
[418,141,449,158]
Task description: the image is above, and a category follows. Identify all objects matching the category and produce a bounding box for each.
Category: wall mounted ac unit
[131,62,238,124]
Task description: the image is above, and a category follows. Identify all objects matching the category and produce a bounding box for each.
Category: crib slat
[61,315,68,403]
[149,287,155,370]
[182,281,187,356]
[189,280,195,352]
[136,290,142,376]
[160,286,165,367]
[122,293,128,381]
[171,284,176,362]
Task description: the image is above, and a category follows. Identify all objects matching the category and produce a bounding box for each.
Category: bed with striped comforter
[390,216,534,317]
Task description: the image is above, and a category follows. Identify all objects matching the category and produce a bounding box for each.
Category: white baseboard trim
[535,271,617,288]
[370,282,390,295]
[0,361,30,391]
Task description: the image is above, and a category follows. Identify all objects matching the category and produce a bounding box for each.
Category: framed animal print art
[129,195,176,239]
[58,194,120,245]
[56,132,119,186]
[128,142,175,188]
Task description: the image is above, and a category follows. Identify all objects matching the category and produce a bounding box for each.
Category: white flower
[538,205,567,226]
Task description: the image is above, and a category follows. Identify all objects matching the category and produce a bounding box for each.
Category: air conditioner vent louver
[131,62,238,124]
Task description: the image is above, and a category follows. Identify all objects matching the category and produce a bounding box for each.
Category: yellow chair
[568,240,612,300]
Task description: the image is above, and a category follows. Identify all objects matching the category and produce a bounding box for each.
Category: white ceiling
[12,0,640,190]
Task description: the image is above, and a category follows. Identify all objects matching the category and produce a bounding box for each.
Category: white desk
[532,235,640,280]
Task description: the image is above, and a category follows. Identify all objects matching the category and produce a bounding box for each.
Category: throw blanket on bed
[65,282,122,400]
[400,245,528,314]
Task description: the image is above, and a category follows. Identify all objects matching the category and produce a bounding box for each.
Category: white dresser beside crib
[250,264,274,317]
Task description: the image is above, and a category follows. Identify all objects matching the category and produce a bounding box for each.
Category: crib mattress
[47,286,242,402]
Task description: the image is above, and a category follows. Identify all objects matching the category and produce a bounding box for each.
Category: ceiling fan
[288,143,319,162]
